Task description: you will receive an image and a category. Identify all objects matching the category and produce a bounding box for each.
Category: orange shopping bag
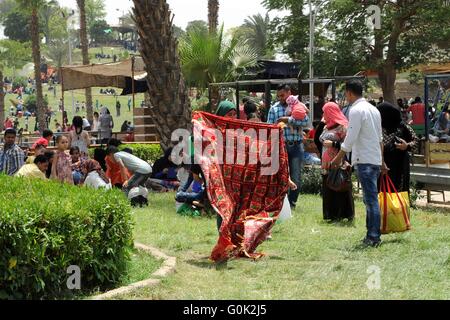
[378,175,411,234]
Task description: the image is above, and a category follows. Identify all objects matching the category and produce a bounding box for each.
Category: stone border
[90,242,176,300]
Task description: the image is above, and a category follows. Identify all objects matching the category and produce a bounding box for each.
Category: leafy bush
[12,77,27,90]
[0,174,133,299]
[89,143,163,164]
[24,94,49,114]
[301,166,322,195]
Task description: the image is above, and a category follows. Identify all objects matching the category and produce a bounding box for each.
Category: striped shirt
[0,144,25,176]
[267,101,309,142]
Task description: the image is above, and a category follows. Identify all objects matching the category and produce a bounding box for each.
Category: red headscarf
[322,102,348,129]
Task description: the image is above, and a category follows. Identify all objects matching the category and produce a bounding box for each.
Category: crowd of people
[1,78,427,251]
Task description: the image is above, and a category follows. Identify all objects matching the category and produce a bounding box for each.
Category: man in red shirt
[407,97,426,125]
[32,129,53,150]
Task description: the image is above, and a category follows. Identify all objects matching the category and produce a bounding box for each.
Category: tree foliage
[179,25,260,90]
[85,0,106,32]
[89,19,113,44]
[263,0,450,102]
[232,13,274,59]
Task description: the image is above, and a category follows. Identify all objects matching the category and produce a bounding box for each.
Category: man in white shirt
[106,146,152,196]
[331,80,388,247]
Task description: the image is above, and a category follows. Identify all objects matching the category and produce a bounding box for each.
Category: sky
[54,0,287,30]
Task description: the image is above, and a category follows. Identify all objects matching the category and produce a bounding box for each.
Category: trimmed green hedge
[0,175,133,299]
[89,144,163,164]
[301,166,322,195]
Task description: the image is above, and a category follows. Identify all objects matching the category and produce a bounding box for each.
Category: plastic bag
[378,175,411,234]
[278,196,292,223]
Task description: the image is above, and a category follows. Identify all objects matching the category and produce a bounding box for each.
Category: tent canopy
[60,57,147,92]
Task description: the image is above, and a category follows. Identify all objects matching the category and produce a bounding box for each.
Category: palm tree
[16,0,47,132]
[242,13,273,59]
[76,0,93,125]
[179,25,259,109]
[0,68,4,130]
[132,0,192,150]
[208,0,219,34]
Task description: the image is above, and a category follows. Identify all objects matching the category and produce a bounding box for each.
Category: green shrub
[301,166,322,195]
[89,143,163,164]
[120,144,163,164]
[0,174,133,299]
[24,94,49,114]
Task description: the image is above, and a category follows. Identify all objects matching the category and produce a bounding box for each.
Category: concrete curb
[90,242,176,300]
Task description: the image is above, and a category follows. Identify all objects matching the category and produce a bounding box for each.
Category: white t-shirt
[341,98,383,166]
[82,118,90,129]
[84,171,112,190]
[114,151,152,174]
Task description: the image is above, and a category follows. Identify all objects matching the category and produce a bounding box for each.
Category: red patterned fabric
[191,112,290,262]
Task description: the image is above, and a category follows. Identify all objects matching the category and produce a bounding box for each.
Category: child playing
[70,146,85,185]
[51,135,74,184]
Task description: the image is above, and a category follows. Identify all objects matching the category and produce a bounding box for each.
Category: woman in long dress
[377,102,418,193]
[319,102,354,221]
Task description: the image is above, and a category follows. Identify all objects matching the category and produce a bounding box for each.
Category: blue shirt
[267,101,309,142]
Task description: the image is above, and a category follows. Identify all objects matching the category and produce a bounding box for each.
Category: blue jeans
[175,190,204,204]
[286,142,304,207]
[356,164,381,242]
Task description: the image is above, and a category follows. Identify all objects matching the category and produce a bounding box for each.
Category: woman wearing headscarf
[98,107,114,144]
[82,159,112,190]
[215,100,237,118]
[319,102,354,221]
[377,102,418,193]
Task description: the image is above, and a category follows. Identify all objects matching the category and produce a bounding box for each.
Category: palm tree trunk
[208,0,219,34]
[0,69,5,131]
[132,0,192,150]
[77,0,93,125]
[31,8,46,132]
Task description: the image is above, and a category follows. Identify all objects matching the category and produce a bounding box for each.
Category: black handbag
[326,163,352,192]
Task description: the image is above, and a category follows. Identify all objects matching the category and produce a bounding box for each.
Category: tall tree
[208,0,219,34]
[3,10,32,42]
[39,0,59,44]
[179,25,260,90]
[0,70,4,131]
[186,20,208,36]
[132,0,192,150]
[85,0,106,32]
[16,0,47,132]
[77,0,93,124]
[326,0,450,104]
[234,13,274,59]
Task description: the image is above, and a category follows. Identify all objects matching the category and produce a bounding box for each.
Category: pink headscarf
[322,102,348,128]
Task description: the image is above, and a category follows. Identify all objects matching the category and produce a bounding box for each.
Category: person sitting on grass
[15,155,49,180]
[32,129,53,150]
[25,143,46,164]
[175,164,206,209]
[148,147,180,192]
[82,159,112,190]
[0,128,25,176]
[105,146,152,196]
[70,146,85,185]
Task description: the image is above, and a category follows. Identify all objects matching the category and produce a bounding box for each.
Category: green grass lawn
[120,248,163,286]
[4,84,145,133]
[114,193,450,300]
